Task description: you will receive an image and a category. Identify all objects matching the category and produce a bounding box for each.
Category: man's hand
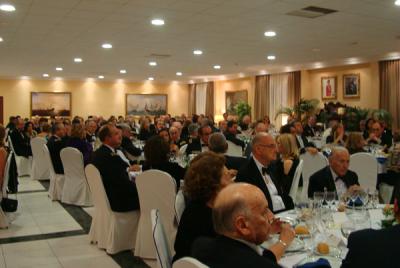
[129,164,141,172]
[279,223,295,246]
[348,184,362,194]
[306,147,318,155]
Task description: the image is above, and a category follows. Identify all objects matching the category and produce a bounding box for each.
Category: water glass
[325,191,337,210]
[368,189,379,208]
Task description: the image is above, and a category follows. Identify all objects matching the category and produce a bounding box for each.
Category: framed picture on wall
[31,92,71,117]
[343,73,360,98]
[225,90,248,114]
[126,94,167,116]
[321,77,337,100]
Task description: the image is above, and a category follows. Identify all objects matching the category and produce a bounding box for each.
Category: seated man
[91,124,140,212]
[169,126,186,148]
[47,123,67,174]
[192,183,295,267]
[116,123,141,159]
[186,125,211,155]
[224,120,245,149]
[9,118,32,157]
[303,115,317,137]
[308,147,360,198]
[293,121,317,154]
[342,189,400,268]
[236,133,294,212]
[85,119,98,143]
[366,121,393,149]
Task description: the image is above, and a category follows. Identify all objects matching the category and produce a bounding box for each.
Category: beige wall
[301,62,380,109]
[0,78,189,121]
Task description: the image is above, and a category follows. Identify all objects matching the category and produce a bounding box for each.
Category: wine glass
[368,189,379,208]
[325,191,337,210]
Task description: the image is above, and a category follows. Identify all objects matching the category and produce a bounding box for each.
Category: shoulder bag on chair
[1,197,18,212]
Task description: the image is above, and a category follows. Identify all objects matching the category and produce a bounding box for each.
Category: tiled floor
[0,176,149,268]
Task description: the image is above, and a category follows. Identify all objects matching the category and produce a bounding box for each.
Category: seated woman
[326,123,347,146]
[24,121,37,140]
[66,124,93,166]
[173,151,232,262]
[37,123,51,140]
[138,118,155,141]
[142,135,185,190]
[346,132,366,155]
[0,125,8,190]
[276,134,301,195]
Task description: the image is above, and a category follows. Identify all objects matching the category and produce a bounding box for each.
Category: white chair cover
[226,141,242,157]
[299,152,328,201]
[289,159,304,202]
[60,147,92,206]
[135,170,177,260]
[349,152,378,191]
[43,144,65,201]
[174,190,185,225]
[30,137,50,180]
[179,144,188,155]
[151,209,172,268]
[173,257,209,268]
[0,153,13,229]
[85,164,140,254]
[8,136,31,176]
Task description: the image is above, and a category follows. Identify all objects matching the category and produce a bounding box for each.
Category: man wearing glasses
[236,133,294,212]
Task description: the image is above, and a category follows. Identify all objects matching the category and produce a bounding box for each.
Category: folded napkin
[296,258,331,268]
[347,197,363,207]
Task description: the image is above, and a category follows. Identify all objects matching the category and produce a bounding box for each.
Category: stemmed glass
[325,191,337,210]
[368,189,379,208]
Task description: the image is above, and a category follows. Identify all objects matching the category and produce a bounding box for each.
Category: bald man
[308,147,360,198]
[192,183,295,267]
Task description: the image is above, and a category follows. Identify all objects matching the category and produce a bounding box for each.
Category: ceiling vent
[287,6,337,19]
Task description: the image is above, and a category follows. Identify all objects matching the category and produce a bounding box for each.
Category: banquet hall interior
[0,0,400,267]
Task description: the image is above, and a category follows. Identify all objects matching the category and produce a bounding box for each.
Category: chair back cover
[173,257,209,268]
[349,152,378,191]
[226,140,242,157]
[179,144,188,155]
[135,169,177,259]
[2,153,13,197]
[289,159,304,202]
[60,147,92,206]
[174,190,185,224]
[8,135,31,176]
[299,152,328,201]
[31,137,50,180]
[85,164,111,212]
[44,144,64,200]
[151,209,172,268]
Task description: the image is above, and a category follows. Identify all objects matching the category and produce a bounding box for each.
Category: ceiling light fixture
[264,31,276,37]
[0,37,3,42]
[120,69,127,74]
[149,61,157,66]
[0,4,15,12]
[55,67,63,71]
[395,0,400,6]
[148,77,154,81]
[102,43,112,49]
[42,73,49,78]
[213,65,221,69]
[21,76,30,80]
[151,19,165,26]
[74,58,82,63]
[98,75,104,79]
[193,50,203,55]
[267,55,276,60]
[176,72,183,76]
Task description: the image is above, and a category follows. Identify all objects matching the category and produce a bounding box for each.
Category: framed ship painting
[126,94,167,116]
[31,92,71,117]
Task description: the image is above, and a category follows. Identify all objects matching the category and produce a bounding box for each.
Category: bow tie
[335,176,343,182]
[262,167,271,176]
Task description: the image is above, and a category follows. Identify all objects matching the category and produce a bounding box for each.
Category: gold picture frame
[30,92,72,117]
[125,94,168,116]
[321,77,337,100]
[343,73,360,99]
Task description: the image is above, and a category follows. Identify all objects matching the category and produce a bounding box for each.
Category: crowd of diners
[1,111,399,267]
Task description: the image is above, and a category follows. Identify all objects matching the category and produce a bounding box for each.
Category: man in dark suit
[9,118,32,157]
[116,123,141,159]
[308,147,360,198]
[293,121,317,154]
[47,123,67,174]
[236,133,294,212]
[342,189,400,268]
[224,120,245,149]
[303,115,317,137]
[91,124,140,212]
[186,125,211,155]
[366,121,393,149]
[85,119,97,143]
[192,183,295,267]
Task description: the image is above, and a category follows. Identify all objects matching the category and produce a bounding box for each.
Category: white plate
[262,236,305,252]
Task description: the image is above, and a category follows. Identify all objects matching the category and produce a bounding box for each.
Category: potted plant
[275,98,320,122]
[234,101,252,122]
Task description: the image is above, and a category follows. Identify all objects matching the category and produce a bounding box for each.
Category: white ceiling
[0,0,399,82]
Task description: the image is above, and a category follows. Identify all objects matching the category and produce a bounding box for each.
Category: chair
[60,147,92,206]
[226,141,242,157]
[43,144,65,201]
[0,153,13,229]
[349,152,378,191]
[173,257,209,268]
[174,190,185,225]
[299,152,328,201]
[85,164,140,254]
[8,136,31,176]
[289,159,304,202]
[151,209,172,268]
[179,144,188,155]
[30,137,50,180]
[135,170,177,260]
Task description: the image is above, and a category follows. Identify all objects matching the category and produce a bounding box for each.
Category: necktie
[262,167,269,175]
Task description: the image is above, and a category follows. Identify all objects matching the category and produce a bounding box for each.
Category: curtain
[379,59,400,130]
[254,75,270,120]
[205,82,214,117]
[269,73,289,129]
[188,84,196,116]
[288,71,301,107]
[195,83,207,115]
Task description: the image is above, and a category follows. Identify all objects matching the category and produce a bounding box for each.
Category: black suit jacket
[185,138,205,155]
[308,166,359,198]
[224,132,245,149]
[342,224,400,268]
[10,129,32,157]
[120,136,141,157]
[91,145,139,212]
[295,134,315,154]
[236,158,294,212]
[47,135,67,174]
[192,235,279,268]
[225,155,246,171]
[303,124,315,137]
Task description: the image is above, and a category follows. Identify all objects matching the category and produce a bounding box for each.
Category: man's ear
[234,216,250,236]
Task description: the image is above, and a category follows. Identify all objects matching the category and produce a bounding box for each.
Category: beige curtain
[288,71,301,106]
[188,84,196,115]
[254,75,270,120]
[205,82,215,117]
[269,73,290,129]
[379,59,400,130]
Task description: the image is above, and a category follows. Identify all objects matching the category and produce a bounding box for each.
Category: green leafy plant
[371,109,393,127]
[275,98,320,121]
[343,106,371,131]
[234,101,252,121]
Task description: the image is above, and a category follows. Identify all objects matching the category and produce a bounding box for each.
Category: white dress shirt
[296,134,305,148]
[330,168,347,198]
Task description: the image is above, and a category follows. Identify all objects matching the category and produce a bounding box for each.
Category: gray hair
[188,123,199,135]
[208,133,228,154]
[329,146,349,159]
[116,123,131,131]
[251,132,270,147]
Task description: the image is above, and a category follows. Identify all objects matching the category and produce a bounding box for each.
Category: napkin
[347,197,363,207]
[296,258,331,268]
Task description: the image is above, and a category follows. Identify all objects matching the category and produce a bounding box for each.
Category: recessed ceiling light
[0,4,15,12]
[98,75,104,79]
[0,37,3,42]
[189,80,194,84]
[54,77,62,81]
[213,65,221,69]
[42,73,49,78]
[395,0,400,6]
[149,61,157,66]
[264,31,276,37]
[151,19,165,26]
[102,43,112,49]
[267,55,276,60]
[120,69,127,74]
[193,50,203,55]
[74,58,82,63]
[176,72,183,76]
[55,67,63,71]
[148,77,154,81]
[20,76,30,80]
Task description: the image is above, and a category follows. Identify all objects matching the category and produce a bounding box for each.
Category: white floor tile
[0,225,42,239]
[17,177,45,192]
[39,222,82,234]
[47,235,90,248]
[82,207,95,217]
[59,255,120,268]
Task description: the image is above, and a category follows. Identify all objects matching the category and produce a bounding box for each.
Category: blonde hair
[277,134,299,159]
[346,132,364,151]
[70,123,85,139]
